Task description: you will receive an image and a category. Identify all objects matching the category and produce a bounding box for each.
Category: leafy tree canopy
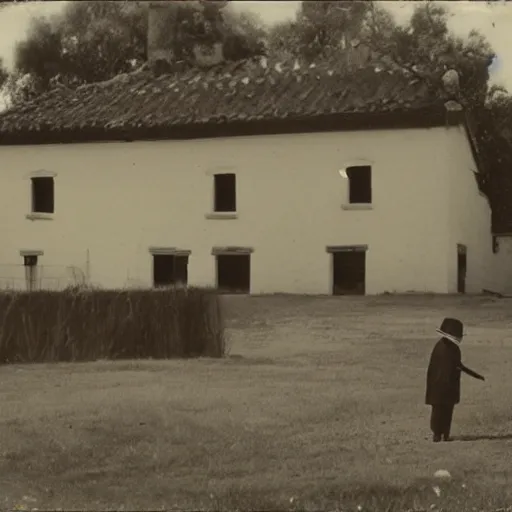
[268,1,371,62]
[4,0,264,104]
[269,1,495,104]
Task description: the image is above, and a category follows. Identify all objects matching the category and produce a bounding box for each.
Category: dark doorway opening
[216,253,250,293]
[153,254,188,287]
[457,244,467,294]
[330,246,366,295]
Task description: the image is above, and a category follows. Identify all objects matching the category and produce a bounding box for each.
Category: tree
[0,58,7,88]
[59,1,147,83]
[269,1,494,103]
[7,0,264,105]
[267,20,301,61]
[222,7,267,61]
[14,15,65,89]
[5,2,147,102]
[362,3,494,105]
[268,1,371,62]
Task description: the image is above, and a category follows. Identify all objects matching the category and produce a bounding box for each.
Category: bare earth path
[1,295,512,511]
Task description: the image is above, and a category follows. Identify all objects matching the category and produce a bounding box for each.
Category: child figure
[426,317,485,442]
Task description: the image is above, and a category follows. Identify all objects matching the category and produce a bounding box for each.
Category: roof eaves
[0,106,450,146]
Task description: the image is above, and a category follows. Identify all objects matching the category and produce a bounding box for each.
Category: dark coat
[425,338,462,405]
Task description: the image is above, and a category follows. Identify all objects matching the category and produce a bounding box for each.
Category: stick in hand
[459,363,485,381]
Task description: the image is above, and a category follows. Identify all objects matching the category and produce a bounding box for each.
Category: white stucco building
[0,118,510,295]
[0,4,511,295]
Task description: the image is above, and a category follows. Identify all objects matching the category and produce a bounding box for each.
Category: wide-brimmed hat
[436,317,464,345]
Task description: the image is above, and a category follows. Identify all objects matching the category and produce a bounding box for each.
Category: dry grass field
[2,294,512,511]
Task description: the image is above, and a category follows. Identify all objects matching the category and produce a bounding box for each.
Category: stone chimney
[147,0,226,71]
[147,1,178,66]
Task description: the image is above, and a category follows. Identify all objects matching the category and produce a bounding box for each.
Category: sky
[0,1,511,89]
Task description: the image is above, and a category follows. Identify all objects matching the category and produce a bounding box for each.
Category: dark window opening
[332,249,366,295]
[347,166,372,204]
[457,245,467,294]
[217,254,250,293]
[23,255,38,267]
[214,173,236,212]
[32,177,54,213]
[153,254,188,287]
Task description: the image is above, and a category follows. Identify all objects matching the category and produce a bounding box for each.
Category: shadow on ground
[225,354,276,365]
[454,434,512,441]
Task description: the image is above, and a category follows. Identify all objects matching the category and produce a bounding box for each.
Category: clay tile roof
[0,56,447,141]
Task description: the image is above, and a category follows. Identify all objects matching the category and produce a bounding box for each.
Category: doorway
[329,245,367,295]
[153,254,188,287]
[216,253,251,294]
[457,244,467,294]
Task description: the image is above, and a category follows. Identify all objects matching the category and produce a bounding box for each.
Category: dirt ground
[2,294,512,511]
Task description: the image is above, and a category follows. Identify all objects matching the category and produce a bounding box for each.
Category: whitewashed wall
[0,125,504,294]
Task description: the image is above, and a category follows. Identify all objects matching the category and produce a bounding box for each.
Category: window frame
[31,176,55,214]
[25,170,57,221]
[213,172,237,213]
[346,165,372,205]
[339,160,374,211]
[149,247,191,288]
[326,245,368,296]
[212,246,253,294]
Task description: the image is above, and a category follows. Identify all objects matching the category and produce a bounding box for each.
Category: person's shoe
[443,435,453,442]
[433,434,442,442]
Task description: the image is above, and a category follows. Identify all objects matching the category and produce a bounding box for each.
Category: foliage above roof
[0,56,450,140]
